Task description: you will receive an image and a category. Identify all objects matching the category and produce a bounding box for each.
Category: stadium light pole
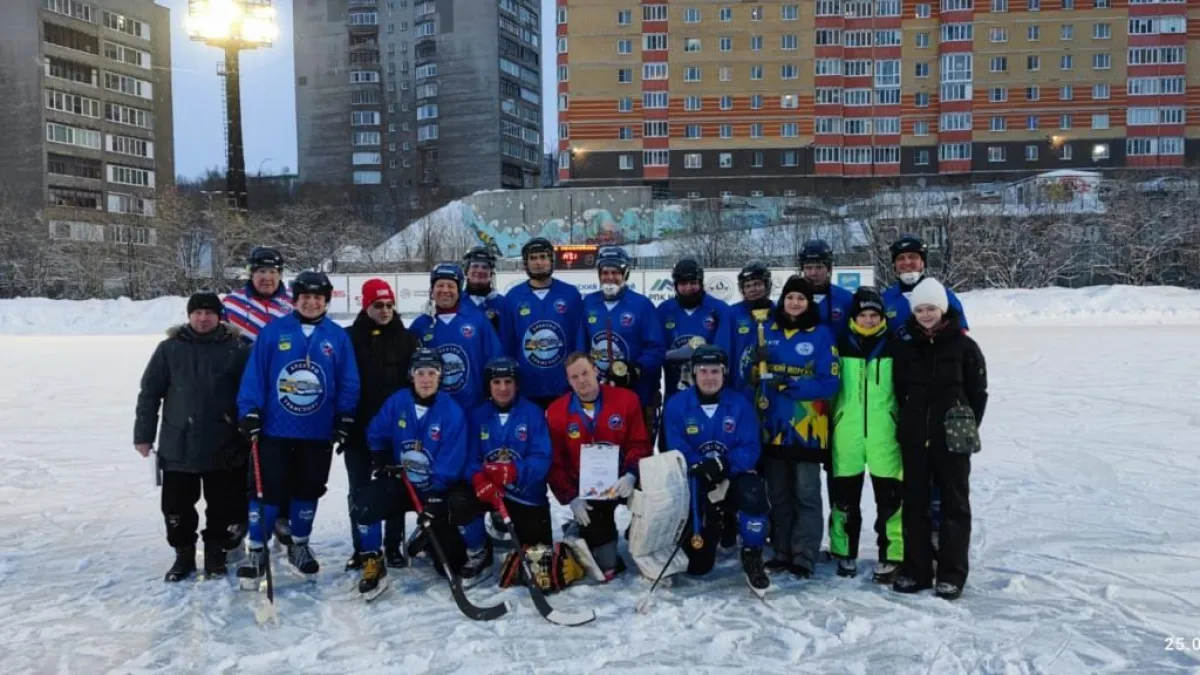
[186,0,278,211]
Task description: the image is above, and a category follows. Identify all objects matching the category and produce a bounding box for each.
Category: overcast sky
[165,0,557,180]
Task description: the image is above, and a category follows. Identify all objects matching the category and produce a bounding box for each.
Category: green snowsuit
[830,326,904,564]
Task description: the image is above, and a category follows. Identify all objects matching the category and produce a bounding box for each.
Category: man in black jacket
[344,278,418,570]
[135,292,251,582]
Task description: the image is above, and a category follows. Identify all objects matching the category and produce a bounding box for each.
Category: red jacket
[546,385,651,505]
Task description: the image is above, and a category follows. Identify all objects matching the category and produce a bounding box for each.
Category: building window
[988,146,1006,162]
[720,7,732,21]
[617,39,631,54]
[643,4,667,21]
[990,116,1006,131]
[643,150,669,166]
[1092,113,1109,129]
[685,7,701,21]
[720,124,732,138]
[617,9,631,24]
[46,122,101,150]
[102,9,148,38]
[643,33,668,51]
[618,68,632,83]
[619,155,633,170]
[618,97,633,112]
[990,57,1007,72]
[1025,145,1038,161]
[684,153,702,169]
[107,164,154,187]
[720,153,733,168]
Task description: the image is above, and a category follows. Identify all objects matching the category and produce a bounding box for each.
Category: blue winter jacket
[657,293,735,400]
[366,389,469,495]
[500,279,586,400]
[409,304,504,413]
[467,396,552,506]
[583,288,667,407]
[727,300,775,402]
[237,314,360,441]
[664,387,762,476]
[815,284,854,343]
[882,280,969,339]
[760,322,840,459]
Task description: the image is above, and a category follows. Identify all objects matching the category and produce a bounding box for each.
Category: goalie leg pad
[627,451,691,580]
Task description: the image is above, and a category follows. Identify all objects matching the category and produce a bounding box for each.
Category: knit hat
[187,291,223,317]
[779,274,815,304]
[908,277,949,313]
[850,286,885,318]
[362,278,395,308]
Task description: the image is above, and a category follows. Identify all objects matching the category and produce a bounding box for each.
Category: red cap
[361,278,395,308]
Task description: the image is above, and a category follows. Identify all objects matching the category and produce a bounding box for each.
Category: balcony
[347,0,376,6]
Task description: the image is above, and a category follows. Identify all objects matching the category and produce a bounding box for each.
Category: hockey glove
[472,472,505,511]
[239,412,261,442]
[609,473,637,499]
[568,497,592,527]
[690,456,727,485]
[482,461,517,487]
[419,492,448,528]
[333,415,355,451]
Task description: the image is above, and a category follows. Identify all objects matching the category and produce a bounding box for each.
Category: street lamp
[186,0,278,210]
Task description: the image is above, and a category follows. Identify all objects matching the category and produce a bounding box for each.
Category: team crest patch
[515,424,528,441]
[486,447,515,463]
[587,314,598,324]
[723,416,737,433]
[686,424,700,435]
[278,339,291,351]
[608,414,624,431]
[620,312,634,327]
[519,303,531,316]
[738,325,750,334]
[832,308,844,322]
[461,324,475,339]
[554,299,568,314]
[423,333,433,341]
[796,342,814,356]
[665,319,676,330]
[276,360,325,415]
[523,320,567,368]
[567,422,581,439]
[429,424,441,441]
[398,414,407,428]
[703,314,717,330]
[480,428,489,440]
[321,340,334,357]
[400,444,433,489]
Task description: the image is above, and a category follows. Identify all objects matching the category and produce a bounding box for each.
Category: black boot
[345,551,365,572]
[165,545,196,582]
[385,546,408,569]
[741,547,770,595]
[203,542,227,577]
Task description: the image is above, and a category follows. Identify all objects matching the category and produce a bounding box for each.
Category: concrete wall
[295,0,355,185]
[0,2,50,210]
[433,0,502,192]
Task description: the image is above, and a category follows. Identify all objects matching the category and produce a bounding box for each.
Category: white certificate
[579,442,619,500]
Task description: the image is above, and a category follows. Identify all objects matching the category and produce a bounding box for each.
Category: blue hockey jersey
[467,396,552,506]
[409,304,504,413]
[366,390,469,494]
[657,294,734,399]
[760,322,840,459]
[663,387,762,476]
[728,300,775,402]
[582,288,667,407]
[814,284,854,342]
[467,291,504,330]
[882,280,969,338]
[499,279,586,400]
[237,314,360,441]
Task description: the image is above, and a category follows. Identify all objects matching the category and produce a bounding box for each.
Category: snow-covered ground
[2,287,1199,674]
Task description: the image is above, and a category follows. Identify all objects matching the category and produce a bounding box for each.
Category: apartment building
[557,0,1197,197]
[295,0,542,218]
[0,0,173,244]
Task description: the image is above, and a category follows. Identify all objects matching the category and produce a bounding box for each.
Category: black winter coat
[348,311,418,443]
[891,311,988,455]
[134,322,250,473]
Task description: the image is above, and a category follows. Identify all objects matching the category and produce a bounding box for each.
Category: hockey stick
[396,469,508,622]
[493,501,595,627]
[249,438,277,619]
[634,475,698,614]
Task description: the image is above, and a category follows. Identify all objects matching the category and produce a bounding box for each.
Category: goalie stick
[494,501,596,627]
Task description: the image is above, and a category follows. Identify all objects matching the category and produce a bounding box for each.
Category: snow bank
[1,285,1199,335]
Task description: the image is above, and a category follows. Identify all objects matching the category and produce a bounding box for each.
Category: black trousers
[162,470,244,548]
[448,483,554,548]
[343,443,404,553]
[251,437,334,505]
[578,500,624,550]
[351,476,467,574]
[682,473,770,576]
[901,447,972,587]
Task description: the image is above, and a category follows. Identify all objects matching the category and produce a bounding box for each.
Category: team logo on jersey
[461,324,475,339]
[486,309,498,321]
[665,318,676,330]
[796,342,814,356]
[429,423,441,441]
[485,446,517,463]
[832,308,844,323]
[686,423,700,435]
[519,305,531,317]
[723,416,737,434]
[608,414,624,431]
[397,414,407,429]
[480,427,490,440]
[587,313,598,324]
[554,299,568,314]
[523,320,567,368]
[276,360,326,415]
[620,312,634,327]
[320,340,334,357]
[589,332,628,375]
[400,443,433,489]
[698,440,729,459]
[703,314,717,331]
[423,333,433,342]
[435,344,470,393]
[278,338,292,351]
[515,424,528,441]
[567,422,581,439]
[737,321,750,335]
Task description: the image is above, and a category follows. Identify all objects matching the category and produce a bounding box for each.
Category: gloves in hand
[569,496,593,527]
[472,472,505,510]
[333,415,354,450]
[482,461,517,487]
[609,473,637,499]
[690,456,727,484]
[418,492,448,527]
[239,412,261,442]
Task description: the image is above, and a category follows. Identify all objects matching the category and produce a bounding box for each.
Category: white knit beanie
[908,277,949,313]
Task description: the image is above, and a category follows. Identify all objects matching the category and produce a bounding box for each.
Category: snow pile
[1,285,1199,335]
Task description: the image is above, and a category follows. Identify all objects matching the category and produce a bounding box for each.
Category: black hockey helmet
[798,239,834,268]
[290,271,333,301]
[671,258,704,285]
[890,235,927,262]
[521,237,554,277]
[690,344,728,372]
[596,246,632,279]
[484,355,520,383]
[738,261,772,295]
[430,262,465,292]
[248,246,284,272]
[463,246,496,269]
[410,347,444,374]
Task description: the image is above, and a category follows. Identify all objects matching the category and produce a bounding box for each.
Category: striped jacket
[221,283,292,344]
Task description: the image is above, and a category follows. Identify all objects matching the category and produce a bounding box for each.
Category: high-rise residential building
[557,0,1196,198]
[295,0,543,218]
[0,0,174,243]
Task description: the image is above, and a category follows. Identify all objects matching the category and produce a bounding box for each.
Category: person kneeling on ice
[547,352,652,581]
[351,348,477,599]
[663,345,771,595]
[236,272,360,587]
[462,357,585,591]
[891,278,988,601]
[134,292,251,582]
[830,287,904,583]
